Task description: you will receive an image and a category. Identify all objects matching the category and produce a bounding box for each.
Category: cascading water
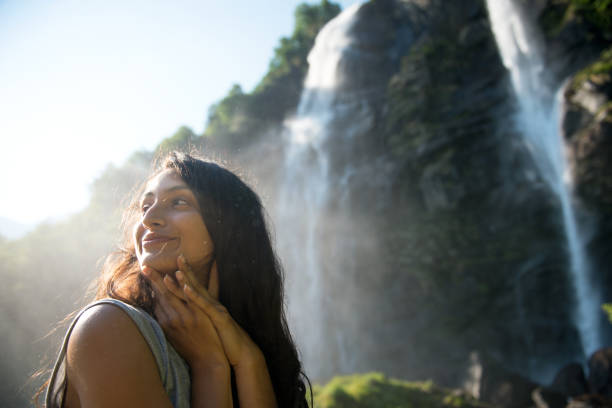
[486,0,603,359]
[276,4,364,379]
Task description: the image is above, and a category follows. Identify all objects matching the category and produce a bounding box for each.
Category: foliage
[203,1,340,150]
[571,46,612,93]
[540,0,612,37]
[204,84,268,150]
[256,0,341,94]
[155,126,201,155]
[602,303,612,323]
[571,0,612,33]
[311,373,488,408]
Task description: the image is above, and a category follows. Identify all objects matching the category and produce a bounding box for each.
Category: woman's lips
[142,235,177,249]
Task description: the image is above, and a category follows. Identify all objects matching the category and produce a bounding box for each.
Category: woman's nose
[141,204,165,228]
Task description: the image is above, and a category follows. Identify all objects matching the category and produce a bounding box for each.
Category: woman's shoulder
[67,300,154,352]
[67,298,166,369]
[81,298,153,323]
[67,301,158,377]
[64,301,173,407]
[69,301,145,349]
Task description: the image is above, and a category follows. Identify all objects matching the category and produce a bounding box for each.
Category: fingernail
[179,254,186,262]
[176,270,184,280]
[142,267,151,277]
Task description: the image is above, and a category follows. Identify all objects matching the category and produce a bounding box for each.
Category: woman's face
[133,169,214,278]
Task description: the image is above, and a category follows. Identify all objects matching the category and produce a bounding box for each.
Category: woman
[43,152,308,407]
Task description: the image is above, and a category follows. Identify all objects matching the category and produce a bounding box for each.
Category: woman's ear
[208,260,219,300]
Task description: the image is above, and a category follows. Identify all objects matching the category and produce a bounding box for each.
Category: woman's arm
[182,270,277,408]
[232,346,278,408]
[65,304,173,408]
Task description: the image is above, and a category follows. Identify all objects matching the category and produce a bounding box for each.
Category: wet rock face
[563,49,612,289]
[322,0,582,384]
[538,1,612,314]
[280,0,611,389]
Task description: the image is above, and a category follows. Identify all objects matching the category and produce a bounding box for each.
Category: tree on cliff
[204,0,341,150]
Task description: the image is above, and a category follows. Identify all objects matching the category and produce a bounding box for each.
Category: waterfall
[486,0,602,359]
[276,4,364,379]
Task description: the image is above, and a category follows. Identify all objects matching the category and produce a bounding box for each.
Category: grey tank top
[45,298,191,408]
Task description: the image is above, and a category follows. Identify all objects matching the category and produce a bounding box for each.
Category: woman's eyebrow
[142,185,191,198]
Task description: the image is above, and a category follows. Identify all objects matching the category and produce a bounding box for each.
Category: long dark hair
[97,152,309,407]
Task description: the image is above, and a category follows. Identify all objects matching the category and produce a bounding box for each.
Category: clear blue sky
[0,0,364,225]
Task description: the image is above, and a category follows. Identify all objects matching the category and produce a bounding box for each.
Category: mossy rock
[311,372,490,408]
[570,46,612,93]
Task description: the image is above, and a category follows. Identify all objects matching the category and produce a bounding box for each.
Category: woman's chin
[139,254,178,274]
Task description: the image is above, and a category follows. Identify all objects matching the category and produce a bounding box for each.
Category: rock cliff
[271,0,612,387]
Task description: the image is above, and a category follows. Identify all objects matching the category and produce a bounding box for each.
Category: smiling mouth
[142,237,177,249]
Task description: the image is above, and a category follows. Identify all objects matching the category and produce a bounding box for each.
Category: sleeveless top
[45,298,191,408]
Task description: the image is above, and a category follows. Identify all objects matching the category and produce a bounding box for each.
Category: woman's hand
[142,264,227,370]
[149,255,278,408]
[144,262,235,408]
[172,255,264,370]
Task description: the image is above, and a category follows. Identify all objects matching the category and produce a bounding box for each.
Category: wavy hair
[95,152,308,407]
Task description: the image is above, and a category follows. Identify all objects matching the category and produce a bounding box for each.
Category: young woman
[43,152,308,407]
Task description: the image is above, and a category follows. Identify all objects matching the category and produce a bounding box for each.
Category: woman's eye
[141,204,151,213]
[174,198,188,206]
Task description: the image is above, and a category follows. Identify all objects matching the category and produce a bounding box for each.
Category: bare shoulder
[68,303,143,355]
[66,303,172,408]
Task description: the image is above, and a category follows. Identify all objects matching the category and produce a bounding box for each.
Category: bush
[311,372,489,408]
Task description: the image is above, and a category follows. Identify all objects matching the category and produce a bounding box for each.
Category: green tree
[156,126,200,155]
[203,1,341,150]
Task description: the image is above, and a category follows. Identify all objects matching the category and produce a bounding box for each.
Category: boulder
[588,348,612,396]
[532,387,568,408]
[567,394,612,408]
[550,362,588,398]
[479,359,566,408]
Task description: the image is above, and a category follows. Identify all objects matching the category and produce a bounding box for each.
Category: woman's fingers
[183,282,253,368]
[163,274,187,301]
[145,266,183,303]
[145,259,227,345]
[184,283,227,325]
[173,261,257,368]
[176,255,219,305]
[177,254,202,289]
[142,266,187,324]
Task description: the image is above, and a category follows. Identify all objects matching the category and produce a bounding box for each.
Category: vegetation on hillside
[571,46,612,96]
[311,373,489,408]
[203,0,340,150]
[539,0,612,38]
[155,126,200,155]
